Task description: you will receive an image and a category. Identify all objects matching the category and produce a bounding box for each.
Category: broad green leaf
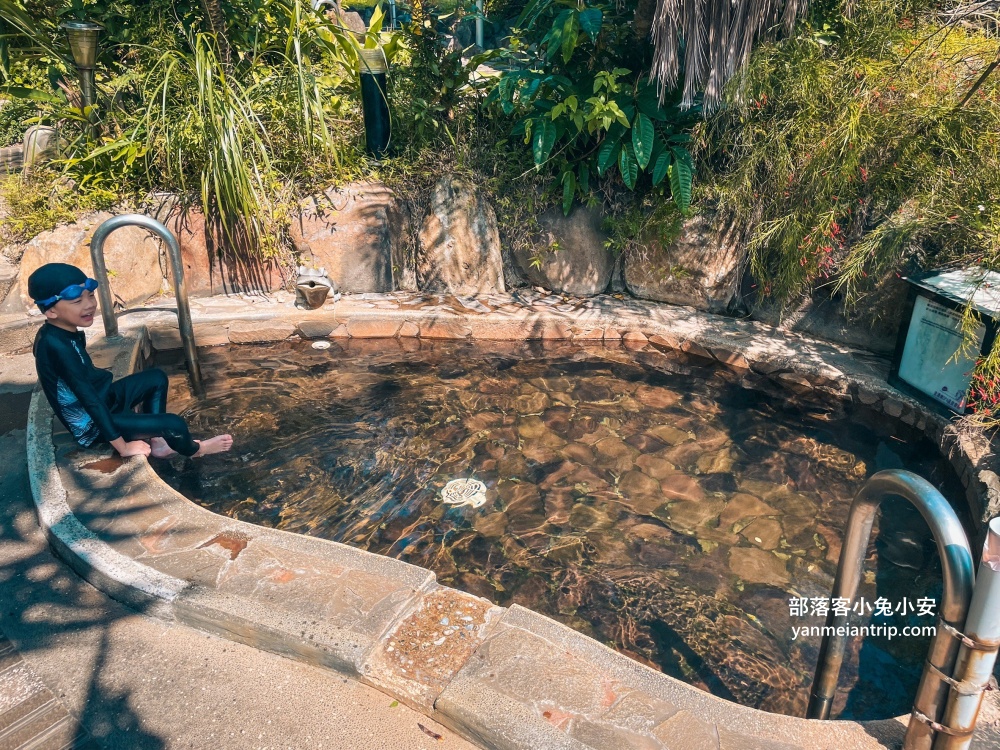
[546,10,572,60]
[597,135,621,175]
[652,151,670,186]
[578,162,590,194]
[560,12,578,63]
[543,27,562,61]
[607,101,630,128]
[532,119,557,166]
[636,83,667,120]
[578,9,603,41]
[0,85,60,103]
[365,3,385,48]
[619,143,638,190]
[631,113,654,170]
[562,170,576,215]
[669,146,693,210]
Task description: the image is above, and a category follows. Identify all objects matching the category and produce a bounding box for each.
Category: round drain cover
[441,478,488,508]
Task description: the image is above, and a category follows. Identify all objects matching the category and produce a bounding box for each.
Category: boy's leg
[106,369,169,415]
[112,412,200,457]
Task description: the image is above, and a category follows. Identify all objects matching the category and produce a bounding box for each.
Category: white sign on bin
[897,295,983,412]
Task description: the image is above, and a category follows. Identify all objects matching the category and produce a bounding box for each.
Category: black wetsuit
[33,323,199,456]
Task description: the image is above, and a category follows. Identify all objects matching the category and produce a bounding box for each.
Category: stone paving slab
[435,605,900,750]
[22,292,1000,750]
[0,635,98,750]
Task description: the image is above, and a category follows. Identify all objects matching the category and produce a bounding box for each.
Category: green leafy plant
[393,0,499,148]
[706,1,1000,307]
[0,95,36,146]
[491,0,697,214]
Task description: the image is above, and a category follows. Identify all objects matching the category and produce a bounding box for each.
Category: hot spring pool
[153,338,967,719]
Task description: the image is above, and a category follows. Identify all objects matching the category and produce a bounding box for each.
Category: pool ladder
[90,214,204,397]
[806,469,996,749]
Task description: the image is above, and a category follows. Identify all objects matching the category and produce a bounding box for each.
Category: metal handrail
[90,214,204,397]
[807,469,974,750]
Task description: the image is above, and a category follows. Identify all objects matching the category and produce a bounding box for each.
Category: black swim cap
[28,263,88,311]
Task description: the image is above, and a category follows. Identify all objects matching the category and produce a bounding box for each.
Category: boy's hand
[111,437,151,457]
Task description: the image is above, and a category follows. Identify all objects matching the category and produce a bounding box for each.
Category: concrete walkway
[0,340,476,750]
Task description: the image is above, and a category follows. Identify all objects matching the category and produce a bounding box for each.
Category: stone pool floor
[4,290,1000,749]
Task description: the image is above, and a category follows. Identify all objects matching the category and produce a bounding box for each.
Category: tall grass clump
[1,0,361,258]
[705,0,1000,310]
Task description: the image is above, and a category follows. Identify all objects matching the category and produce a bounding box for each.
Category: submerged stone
[654,498,725,534]
[719,493,779,528]
[646,424,693,445]
[739,517,783,550]
[728,547,791,587]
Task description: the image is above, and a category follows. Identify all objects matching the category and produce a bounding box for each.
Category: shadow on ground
[0,390,166,748]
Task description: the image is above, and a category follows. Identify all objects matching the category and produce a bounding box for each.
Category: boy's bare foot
[193,434,234,457]
[149,437,177,459]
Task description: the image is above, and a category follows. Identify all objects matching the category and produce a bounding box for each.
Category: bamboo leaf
[0,85,60,103]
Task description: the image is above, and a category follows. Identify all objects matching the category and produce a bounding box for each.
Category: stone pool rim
[24,292,1000,750]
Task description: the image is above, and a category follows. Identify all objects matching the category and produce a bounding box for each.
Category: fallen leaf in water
[418,723,443,741]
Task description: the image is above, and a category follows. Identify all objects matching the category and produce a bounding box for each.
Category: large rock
[17,212,163,309]
[513,205,613,296]
[150,197,287,297]
[748,280,907,356]
[325,5,366,36]
[417,176,505,296]
[23,125,61,172]
[624,212,742,313]
[289,182,412,293]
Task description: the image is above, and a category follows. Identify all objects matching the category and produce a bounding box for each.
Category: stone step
[0,637,95,750]
[0,145,22,175]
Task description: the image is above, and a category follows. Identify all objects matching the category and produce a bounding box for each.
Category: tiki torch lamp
[61,20,102,115]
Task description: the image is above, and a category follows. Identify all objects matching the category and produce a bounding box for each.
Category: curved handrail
[807,470,974,750]
[90,214,204,397]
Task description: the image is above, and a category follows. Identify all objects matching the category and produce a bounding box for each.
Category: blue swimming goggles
[37,278,99,308]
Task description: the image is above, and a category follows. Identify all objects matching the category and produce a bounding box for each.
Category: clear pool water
[154,338,966,719]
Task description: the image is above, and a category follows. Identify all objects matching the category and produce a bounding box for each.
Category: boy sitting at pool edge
[29,262,233,459]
